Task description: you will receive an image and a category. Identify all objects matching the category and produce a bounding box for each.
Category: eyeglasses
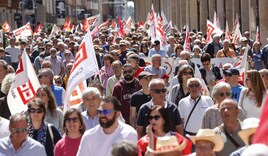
[183,72,193,76]
[148,115,161,121]
[123,70,133,74]
[219,92,231,97]
[66,117,79,123]
[29,108,44,113]
[97,109,117,116]
[151,88,167,94]
[11,127,28,133]
[188,83,200,88]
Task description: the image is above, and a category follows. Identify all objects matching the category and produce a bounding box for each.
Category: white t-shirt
[77,120,137,156]
[178,95,214,133]
[5,46,21,63]
[0,118,10,139]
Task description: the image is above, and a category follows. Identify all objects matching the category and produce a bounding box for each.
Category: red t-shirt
[54,136,82,156]
[137,132,192,155]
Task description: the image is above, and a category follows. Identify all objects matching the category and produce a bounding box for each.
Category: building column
[259,0,268,45]
[216,0,224,30]
[189,0,198,31]
[241,0,250,33]
[199,0,209,33]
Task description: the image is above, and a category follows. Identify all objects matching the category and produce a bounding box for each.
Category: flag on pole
[83,14,101,31]
[63,18,70,31]
[0,30,3,43]
[213,11,221,29]
[206,20,223,43]
[160,10,169,28]
[194,63,210,96]
[13,22,33,40]
[225,20,231,41]
[155,15,168,51]
[2,21,11,33]
[64,29,99,110]
[232,24,242,46]
[149,4,157,43]
[48,24,59,40]
[98,19,110,29]
[253,96,268,145]
[124,16,133,34]
[235,47,248,83]
[7,50,41,114]
[164,20,172,34]
[232,14,239,34]
[256,26,260,42]
[183,24,191,52]
[33,22,42,36]
[118,16,125,37]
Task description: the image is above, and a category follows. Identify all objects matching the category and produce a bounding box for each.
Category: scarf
[28,122,47,146]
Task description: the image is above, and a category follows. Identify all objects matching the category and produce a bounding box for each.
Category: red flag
[256,26,260,42]
[34,23,42,35]
[63,18,70,30]
[253,96,268,145]
[91,26,99,39]
[98,19,110,29]
[7,50,41,114]
[206,20,223,43]
[118,16,125,37]
[82,18,89,32]
[2,21,11,32]
[225,20,231,41]
[110,19,117,29]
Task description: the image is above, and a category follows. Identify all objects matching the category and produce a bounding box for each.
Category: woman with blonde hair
[36,85,64,133]
[238,70,267,118]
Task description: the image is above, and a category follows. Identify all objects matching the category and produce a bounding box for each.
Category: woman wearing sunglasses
[238,70,267,118]
[27,98,62,156]
[137,105,192,156]
[36,85,64,134]
[54,108,86,156]
[169,65,194,106]
[202,82,246,129]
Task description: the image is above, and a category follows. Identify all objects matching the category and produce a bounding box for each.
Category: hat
[153,40,160,46]
[146,136,187,154]
[241,37,248,42]
[228,68,240,75]
[138,71,153,80]
[238,118,260,145]
[119,40,126,46]
[187,129,224,152]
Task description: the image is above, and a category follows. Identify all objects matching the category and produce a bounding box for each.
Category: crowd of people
[0,22,268,156]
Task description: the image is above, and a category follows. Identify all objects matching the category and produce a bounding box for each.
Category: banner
[13,22,33,40]
[64,29,99,110]
[206,20,223,43]
[7,51,41,114]
[2,21,11,33]
[56,0,66,18]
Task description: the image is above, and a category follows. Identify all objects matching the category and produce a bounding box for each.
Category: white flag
[49,24,59,40]
[194,63,210,96]
[213,11,221,29]
[88,14,101,28]
[206,20,223,43]
[183,24,191,52]
[64,29,99,110]
[13,22,33,40]
[0,30,3,43]
[7,51,41,114]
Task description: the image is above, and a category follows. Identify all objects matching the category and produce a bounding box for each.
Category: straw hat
[187,129,224,152]
[146,135,186,154]
[238,118,260,145]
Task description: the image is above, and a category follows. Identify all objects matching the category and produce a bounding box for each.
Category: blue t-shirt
[231,84,245,102]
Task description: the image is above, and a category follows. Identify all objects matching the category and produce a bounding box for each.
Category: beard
[99,113,117,128]
[124,75,134,81]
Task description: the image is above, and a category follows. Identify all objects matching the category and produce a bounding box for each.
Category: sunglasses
[97,109,117,116]
[183,72,193,76]
[148,115,161,121]
[11,127,28,133]
[123,70,133,74]
[219,92,231,97]
[29,108,44,113]
[188,83,200,88]
[55,81,62,84]
[66,117,79,123]
[151,88,167,94]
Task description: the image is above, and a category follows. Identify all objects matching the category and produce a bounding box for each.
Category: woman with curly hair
[238,70,267,118]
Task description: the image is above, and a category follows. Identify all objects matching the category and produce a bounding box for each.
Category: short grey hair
[9,113,29,128]
[82,87,101,99]
[211,82,231,100]
[187,78,202,87]
[1,73,15,94]
[151,54,161,61]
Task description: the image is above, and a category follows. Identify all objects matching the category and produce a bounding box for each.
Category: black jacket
[199,64,222,85]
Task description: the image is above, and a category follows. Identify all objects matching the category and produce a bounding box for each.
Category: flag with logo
[48,24,60,40]
[33,22,43,36]
[7,50,41,114]
[183,24,191,52]
[13,22,33,40]
[149,4,157,43]
[64,29,99,110]
[225,20,231,41]
[2,21,11,33]
[206,20,223,43]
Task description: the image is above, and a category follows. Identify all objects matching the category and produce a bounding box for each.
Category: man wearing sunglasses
[136,79,183,139]
[0,113,46,156]
[112,63,141,124]
[77,97,137,156]
[178,78,214,136]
